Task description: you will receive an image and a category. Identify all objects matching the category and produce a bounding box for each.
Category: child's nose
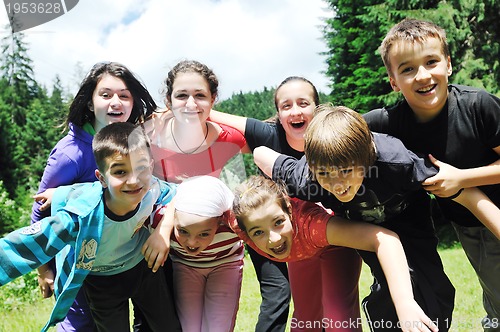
[290,104,302,116]
[127,172,139,184]
[110,94,121,107]
[186,95,196,109]
[415,66,431,81]
[269,230,281,243]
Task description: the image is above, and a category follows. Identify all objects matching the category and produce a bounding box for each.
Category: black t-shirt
[245,118,304,159]
[364,84,500,227]
[273,133,438,236]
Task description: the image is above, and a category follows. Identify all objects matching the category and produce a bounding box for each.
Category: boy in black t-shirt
[254,105,500,331]
[364,18,500,331]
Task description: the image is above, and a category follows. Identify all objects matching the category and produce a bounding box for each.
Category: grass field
[0,246,486,331]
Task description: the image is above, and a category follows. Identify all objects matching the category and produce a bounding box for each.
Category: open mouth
[290,121,305,129]
[335,187,349,196]
[417,84,436,94]
[108,111,124,117]
[270,241,288,256]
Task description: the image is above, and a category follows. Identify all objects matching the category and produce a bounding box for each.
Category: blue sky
[0,0,332,105]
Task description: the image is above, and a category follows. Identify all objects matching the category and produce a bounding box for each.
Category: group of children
[0,18,499,332]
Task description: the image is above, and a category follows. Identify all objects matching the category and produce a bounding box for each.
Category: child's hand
[422,154,463,198]
[142,227,170,273]
[33,188,56,211]
[395,299,439,332]
[37,268,55,298]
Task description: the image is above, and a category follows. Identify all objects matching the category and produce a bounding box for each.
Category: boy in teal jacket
[0,122,180,332]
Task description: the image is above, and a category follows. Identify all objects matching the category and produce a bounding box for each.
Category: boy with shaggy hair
[255,104,500,331]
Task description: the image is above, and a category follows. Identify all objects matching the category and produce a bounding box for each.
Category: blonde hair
[232,175,291,232]
[379,18,450,76]
[304,104,375,171]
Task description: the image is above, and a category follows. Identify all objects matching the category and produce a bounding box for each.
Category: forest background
[0,0,498,283]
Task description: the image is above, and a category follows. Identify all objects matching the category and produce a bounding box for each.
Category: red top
[150,123,246,183]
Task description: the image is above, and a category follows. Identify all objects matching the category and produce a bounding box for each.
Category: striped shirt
[170,224,244,268]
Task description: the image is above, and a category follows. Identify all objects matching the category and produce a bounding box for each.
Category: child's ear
[95,169,108,188]
[389,76,400,92]
[447,56,453,76]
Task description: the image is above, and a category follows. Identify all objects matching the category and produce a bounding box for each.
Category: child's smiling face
[313,165,366,203]
[388,37,452,122]
[173,210,219,256]
[242,200,293,259]
[97,149,153,216]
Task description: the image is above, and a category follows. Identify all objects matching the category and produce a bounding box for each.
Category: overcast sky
[0,0,332,106]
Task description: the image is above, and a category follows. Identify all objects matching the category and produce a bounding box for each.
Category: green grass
[0,246,485,331]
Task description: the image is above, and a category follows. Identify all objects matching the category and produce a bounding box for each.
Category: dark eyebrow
[98,87,130,92]
[247,225,260,233]
[108,162,126,169]
[397,61,409,71]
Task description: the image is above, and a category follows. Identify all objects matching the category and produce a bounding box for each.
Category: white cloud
[0,0,332,105]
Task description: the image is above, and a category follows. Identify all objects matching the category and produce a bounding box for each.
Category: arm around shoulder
[209,109,248,135]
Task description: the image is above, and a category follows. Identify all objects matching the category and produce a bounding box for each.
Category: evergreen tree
[0,24,40,125]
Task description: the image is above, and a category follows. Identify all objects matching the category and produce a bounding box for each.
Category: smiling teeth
[418,86,434,93]
[336,188,348,195]
[272,243,285,253]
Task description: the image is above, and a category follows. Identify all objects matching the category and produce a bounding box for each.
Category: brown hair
[232,175,292,232]
[379,18,450,76]
[93,122,151,173]
[162,60,219,106]
[304,104,376,171]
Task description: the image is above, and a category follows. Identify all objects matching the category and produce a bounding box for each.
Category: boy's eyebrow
[397,52,442,70]
[108,161,126,169]
[397,61,410,70]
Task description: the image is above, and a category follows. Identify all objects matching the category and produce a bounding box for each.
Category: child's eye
[280,104,291,110]
[251,230,263,237]
[174,93,187,99]
[178,229,188,235]
[199,232,210,238]
[427,59,438,66]
[400,67,413,74]
[113,170,126,176]
[275,218,285,227]
[340,169,352,176]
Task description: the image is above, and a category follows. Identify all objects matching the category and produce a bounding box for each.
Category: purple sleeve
[31,151,81,224]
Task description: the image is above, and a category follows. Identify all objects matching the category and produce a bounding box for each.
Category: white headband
[174,176,234,217]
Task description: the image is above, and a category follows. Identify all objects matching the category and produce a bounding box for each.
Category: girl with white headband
[161,175,244,332]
